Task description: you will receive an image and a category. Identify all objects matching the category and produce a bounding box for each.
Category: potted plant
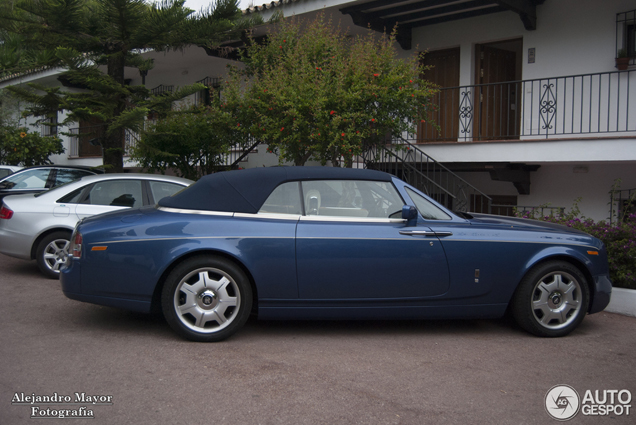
[616,48,630,71]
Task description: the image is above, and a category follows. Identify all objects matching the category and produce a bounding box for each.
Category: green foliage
[131,103,248,181]
[0,124,64,165]
[517,199,636,290]
[0,0,262,172]
[223,13,437,166]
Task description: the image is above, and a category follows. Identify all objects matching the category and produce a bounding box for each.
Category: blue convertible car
[61,167,612,341]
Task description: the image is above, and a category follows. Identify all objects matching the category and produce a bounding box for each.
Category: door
[295,179,450,299]
[475,41,522,140]
[78,117,106,157]
[418,47,460,142]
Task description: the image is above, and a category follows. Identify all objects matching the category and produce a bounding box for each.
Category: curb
[604,287,636,317]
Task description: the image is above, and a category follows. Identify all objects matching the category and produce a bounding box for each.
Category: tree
[131,100,249,180]
[0,0,261,172]
[223,14,437,166]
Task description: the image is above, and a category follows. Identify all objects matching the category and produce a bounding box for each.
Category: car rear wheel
[161,256,252,342]
[511,261,589,337]
[36,231,72,279]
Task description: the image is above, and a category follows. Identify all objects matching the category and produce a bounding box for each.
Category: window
[617,9,636,59]
[40,112,58,137]
[405,188,451,220]
[85,180,143,208]
[301,180,405,218]
[258,182,302,215]
[0,168,51,190]
[149,181,190,203]
[52,169,94,188]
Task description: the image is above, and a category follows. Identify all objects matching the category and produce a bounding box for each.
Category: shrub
[0,125,64,165]
[517,203,636,290]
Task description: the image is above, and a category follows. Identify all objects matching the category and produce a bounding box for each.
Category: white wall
[411,0,636,85]
[462,161,636,221]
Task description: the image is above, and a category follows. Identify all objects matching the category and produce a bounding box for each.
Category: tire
[511,261,589,337]
[36,231,72,279]
[161,256,252,342]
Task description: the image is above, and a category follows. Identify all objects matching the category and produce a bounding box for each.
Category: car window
[53,169,94,187]
[0,168,50,190]
[405,187,452,220]
[258,182,302,215]
[57,186,87,204]
[84,180,143,208]
[149,181,189,203]
[301,180,405,218]
[0,168,14,179]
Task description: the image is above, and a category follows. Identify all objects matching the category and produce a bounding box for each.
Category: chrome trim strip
[300,216,406,223]
[157,206,233,217]
[89,235,598,249]
[92,235,295,244]
[236,212,301,221]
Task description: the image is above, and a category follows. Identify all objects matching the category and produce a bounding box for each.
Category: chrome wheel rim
[531,271,583,330]
[173,267,240,333]
[42,238,70,274]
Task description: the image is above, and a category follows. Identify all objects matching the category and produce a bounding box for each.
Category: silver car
[0,173,193,278]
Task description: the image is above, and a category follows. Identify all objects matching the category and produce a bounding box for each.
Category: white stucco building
[2,0,634,221]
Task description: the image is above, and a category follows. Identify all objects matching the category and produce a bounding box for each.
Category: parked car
[0,165,102,202]
[0,165,23,179]
[0,173,193,278]
[60,167,612,342]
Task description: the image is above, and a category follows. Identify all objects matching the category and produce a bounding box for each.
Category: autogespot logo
[545,385,581,421]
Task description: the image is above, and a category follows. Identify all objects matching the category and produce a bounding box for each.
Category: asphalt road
[1,254,634,424]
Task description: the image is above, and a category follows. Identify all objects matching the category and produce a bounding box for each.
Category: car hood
[465,213,591,236]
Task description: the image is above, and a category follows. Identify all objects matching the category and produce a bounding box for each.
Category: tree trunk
[103,52,126,173]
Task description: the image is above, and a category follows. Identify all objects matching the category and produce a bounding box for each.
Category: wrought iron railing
[361,137,492,213]
[494,204,566,218]
[419,70,636,142]
[194,77,223,106]
[216,138,261,169]
[150,84,174,96]
[69,125,139,158]
[610,187,636,224]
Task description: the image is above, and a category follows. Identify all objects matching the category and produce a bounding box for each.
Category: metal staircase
[361,137,492,213]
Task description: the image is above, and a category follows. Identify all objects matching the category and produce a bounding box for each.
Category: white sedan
[0,173,193,278]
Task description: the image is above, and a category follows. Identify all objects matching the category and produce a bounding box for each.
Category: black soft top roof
[158,166,392,213]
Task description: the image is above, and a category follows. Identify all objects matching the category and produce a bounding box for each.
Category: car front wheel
[161,256,252,342]
[511,261,590,337]
[36,231,72,279]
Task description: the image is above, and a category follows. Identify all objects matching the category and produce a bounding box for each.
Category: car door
[295,179,450,300]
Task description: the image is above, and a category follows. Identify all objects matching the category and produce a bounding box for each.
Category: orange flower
[330,110,335,115]
[20,132,27,138]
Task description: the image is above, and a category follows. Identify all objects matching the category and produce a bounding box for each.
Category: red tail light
[0,205,13,219]
[70,230,83,259]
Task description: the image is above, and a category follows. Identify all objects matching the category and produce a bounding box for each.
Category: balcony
[418,70,636,143]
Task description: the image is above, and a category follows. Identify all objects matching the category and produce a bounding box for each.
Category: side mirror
[402,205,418,220]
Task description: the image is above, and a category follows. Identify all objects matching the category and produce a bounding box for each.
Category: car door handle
[399,230,453,237]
